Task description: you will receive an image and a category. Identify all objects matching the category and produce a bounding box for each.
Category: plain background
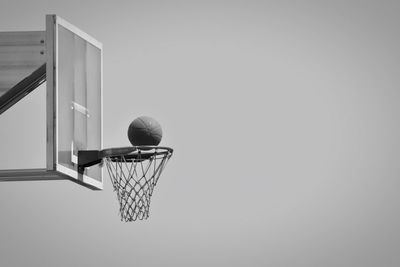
[1,1,400,266]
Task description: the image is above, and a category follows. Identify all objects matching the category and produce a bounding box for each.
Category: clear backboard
[0,15,103,190]
[46,15,103,189]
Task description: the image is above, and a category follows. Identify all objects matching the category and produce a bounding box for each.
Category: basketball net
[104,147,173,221]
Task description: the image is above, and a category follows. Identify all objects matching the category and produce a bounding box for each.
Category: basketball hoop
[78,146,173,221]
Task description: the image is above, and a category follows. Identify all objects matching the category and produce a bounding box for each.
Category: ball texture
[127,116,163,146]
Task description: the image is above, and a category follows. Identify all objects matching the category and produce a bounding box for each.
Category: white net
[104,148,172,221]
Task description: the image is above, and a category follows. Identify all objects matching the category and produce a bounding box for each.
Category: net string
[104,148,172,221]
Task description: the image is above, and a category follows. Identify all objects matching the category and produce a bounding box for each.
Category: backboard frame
[46,15,103,190]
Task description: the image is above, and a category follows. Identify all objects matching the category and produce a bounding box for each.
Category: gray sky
[1,1,400,266]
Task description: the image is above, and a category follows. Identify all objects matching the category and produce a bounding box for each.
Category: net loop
[104,146,173,221]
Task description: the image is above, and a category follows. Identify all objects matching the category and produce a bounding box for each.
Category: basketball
[127,116,163,146]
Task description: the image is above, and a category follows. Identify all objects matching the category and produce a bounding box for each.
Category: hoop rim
[99,146,173,158]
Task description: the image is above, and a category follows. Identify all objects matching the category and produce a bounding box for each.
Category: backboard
[46,15,103,189]
[0,15,103,190]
